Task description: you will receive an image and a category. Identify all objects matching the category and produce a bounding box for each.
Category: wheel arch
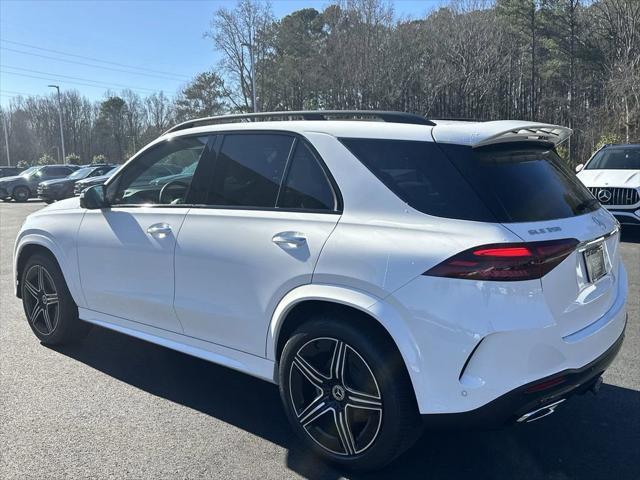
[267,284,425,405]
[14,234,84,307]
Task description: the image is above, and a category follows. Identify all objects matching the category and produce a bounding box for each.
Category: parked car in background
[0,166,24,178]
[13,111,627,471]
[0,164,79,202]
[576,143,640,227]
[73,166,119,195]
[37,164,116,203]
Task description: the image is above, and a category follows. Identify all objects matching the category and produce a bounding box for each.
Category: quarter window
[277,141,335,211]
[107,135,211,205]
[206,134,294,208]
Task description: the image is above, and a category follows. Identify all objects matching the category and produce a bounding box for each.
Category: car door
[174,133,341,355]
[77,134,215,332]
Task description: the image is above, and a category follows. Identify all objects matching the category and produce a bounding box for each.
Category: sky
[0,0,441,107]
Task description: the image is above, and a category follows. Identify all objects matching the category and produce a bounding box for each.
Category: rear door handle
[272,231,306,248]
[147,223,172,237]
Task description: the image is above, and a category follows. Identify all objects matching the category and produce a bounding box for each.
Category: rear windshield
[439,142,599,222]
[342,138,598,223]
[586,145,640,170]
[340,138,496,221]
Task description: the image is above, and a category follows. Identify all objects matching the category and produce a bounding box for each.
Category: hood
[577,169,640,188]
[77,174,111,185]
[39,196,81,212]
[0,175,24,184]
[39,178,72,187]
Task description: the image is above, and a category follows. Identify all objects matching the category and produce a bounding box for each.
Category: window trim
[102,130,343,214]
[104,133,216,208]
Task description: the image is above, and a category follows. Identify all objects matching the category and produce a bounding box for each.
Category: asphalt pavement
[1,201,639,480]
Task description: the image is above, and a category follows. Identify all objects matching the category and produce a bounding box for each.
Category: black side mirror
[80,185,107,209]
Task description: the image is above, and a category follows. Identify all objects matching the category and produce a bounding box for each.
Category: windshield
[21,166,39,176]
[586,146,640,170]
[68,167,94,180]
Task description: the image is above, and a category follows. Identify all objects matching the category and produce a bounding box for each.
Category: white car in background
[14,112,628,470]
[576,143,640,227]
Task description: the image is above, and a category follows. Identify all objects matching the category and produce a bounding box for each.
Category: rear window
[340,138,495,221]
[439,143,599,222]
[586,145,640,170]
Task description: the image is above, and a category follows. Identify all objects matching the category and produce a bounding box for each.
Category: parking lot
[1,201,638,480]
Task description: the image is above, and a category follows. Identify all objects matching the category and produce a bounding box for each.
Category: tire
[12,186,30,202]
[20,253,92,345]
[279,315,422,471]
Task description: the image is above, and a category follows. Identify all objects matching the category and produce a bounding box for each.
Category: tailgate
[504,208,621,336]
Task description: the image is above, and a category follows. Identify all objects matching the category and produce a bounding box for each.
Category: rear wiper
[575,197,599,212]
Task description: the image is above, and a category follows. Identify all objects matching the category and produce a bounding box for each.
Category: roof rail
[164,110,435,134]
[432,117,483,122]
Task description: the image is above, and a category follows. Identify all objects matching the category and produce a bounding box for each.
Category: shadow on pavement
[52,325,640,480]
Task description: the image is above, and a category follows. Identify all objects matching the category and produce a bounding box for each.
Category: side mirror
[575,163,584,173]
[80,185,107,209]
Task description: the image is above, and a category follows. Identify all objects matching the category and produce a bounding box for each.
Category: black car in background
[73,167,117,195]
[0,165,79,202]
[0,166,24,178]
[38,164,116,203]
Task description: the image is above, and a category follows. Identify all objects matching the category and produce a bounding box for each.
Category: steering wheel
[159,179,190,204]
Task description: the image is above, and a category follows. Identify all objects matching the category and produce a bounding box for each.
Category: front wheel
[21,253,92,345]
[279,316,422,471]
[12,186,30,202]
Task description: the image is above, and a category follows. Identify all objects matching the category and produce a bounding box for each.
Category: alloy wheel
[288,337,383,457]
[22,264,59,336]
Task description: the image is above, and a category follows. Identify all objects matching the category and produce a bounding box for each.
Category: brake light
[424,238,579,281]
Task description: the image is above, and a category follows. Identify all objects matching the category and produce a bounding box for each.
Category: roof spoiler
[432,121,572,148]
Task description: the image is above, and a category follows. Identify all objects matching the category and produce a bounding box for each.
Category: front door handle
[147,223,172,237]
[272,231,306,248]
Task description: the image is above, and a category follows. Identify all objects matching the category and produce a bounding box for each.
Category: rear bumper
[422,325,625,428]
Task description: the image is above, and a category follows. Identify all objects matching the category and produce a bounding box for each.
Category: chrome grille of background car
[589,187,640,206]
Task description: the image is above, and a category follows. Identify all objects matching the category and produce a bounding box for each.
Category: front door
[77,134,214,332]
[174,133,341,355]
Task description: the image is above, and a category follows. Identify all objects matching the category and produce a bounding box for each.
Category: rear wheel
[21,253,91,345]
[12,186,30,202]
[279,315,422,471]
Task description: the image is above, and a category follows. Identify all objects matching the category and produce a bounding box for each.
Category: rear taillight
[424,238,579,281]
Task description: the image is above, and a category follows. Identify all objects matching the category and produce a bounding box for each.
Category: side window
[92,167,110,176]
[107,135,211,206]
[49,167,72,176]
[36,167,51,178]
[206,134,294,208]
[277,141,336,211]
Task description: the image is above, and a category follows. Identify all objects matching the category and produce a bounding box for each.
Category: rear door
[438,142,622,335]
[174,133,341,355]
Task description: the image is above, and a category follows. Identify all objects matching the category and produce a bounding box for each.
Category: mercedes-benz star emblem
[597,189,612,203]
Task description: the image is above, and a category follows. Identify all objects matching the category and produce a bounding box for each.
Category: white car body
[14,117,627,423]
[577,144,640,226]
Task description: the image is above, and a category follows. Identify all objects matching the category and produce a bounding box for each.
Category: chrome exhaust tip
[517,399,566,423]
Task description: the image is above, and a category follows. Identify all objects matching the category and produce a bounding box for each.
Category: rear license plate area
[584,243,606,283]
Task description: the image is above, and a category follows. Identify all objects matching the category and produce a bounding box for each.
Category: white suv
[14,112,628,470]
[576,143,640,227]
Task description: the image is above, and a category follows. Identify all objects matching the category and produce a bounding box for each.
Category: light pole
[241,41,258,113]
[48,85,66,163]
[1,111,10,166]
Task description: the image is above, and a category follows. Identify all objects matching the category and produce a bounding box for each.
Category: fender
[266,284,427,405]
[14,231,87,308]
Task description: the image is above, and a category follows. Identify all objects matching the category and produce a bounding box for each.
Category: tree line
[1,0,638,168]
